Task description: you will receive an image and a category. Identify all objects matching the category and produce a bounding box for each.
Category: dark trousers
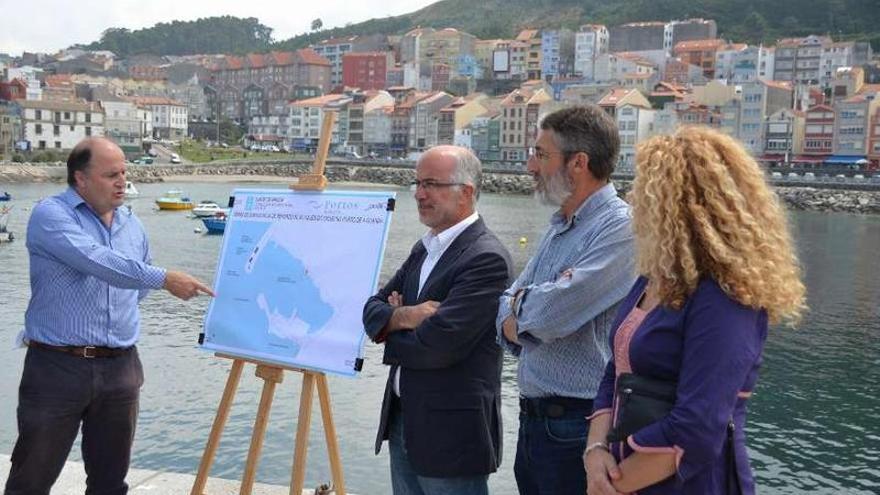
[514,397,592,495]
[4,345,144,495]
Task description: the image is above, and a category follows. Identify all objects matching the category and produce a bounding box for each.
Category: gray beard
[534,168,573,207]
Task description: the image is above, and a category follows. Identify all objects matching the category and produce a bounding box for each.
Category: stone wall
[3,161,880,214]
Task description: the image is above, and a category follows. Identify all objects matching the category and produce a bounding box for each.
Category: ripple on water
[0,185,878,494]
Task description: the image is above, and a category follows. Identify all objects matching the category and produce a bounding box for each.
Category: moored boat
[155,189,194,210]
[0,191,11,202]
[124,181,139,199]
[200,211,227,234]
[192,201,225,218]
[125,180,141,199]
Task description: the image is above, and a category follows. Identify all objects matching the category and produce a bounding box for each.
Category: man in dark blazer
[363,145,513,495]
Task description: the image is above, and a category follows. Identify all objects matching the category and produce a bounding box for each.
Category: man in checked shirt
[497,105,636,495]
[5,137,213,495]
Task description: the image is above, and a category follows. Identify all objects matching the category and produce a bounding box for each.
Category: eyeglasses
[410,179,466,191]
[528,147,570,163]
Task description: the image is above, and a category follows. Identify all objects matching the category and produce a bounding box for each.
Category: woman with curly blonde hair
[584,126,806,495]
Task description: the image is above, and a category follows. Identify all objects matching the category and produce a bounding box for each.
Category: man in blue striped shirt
[5,137,213,495]
[497,105,636,494]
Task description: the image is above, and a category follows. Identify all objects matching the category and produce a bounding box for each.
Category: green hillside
[85,0,880,57]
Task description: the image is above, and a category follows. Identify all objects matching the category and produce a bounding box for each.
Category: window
[55,141,62,149]
[35,110,42,120]
[53,125,60,136]
[38,140,46,149]
[64,112,71,120]
[35,124,42,135]
[85,127,91,137]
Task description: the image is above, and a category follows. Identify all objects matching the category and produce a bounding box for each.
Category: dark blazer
[363,217,513,478]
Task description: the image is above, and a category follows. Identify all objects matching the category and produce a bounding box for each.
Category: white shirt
[394,211,480,396]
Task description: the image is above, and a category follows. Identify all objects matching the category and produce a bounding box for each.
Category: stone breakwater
[3,161,880,215]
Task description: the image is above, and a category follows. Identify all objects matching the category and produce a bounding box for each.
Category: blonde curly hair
[629,126,806,325]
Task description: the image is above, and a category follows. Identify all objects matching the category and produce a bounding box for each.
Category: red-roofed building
[799,104,835,163]
[868,104,880,169]
[500,86,552,161]
[207,49,331,122]
[0,79,28,102]
[311,34,388,87]
[342,52,393,91]
[43,74,77,102]
[673,39,725,79]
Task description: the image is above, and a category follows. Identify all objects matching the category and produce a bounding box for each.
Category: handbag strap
[727,419,743,495]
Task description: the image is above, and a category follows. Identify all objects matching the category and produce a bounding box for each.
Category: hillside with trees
[83,0,879,57]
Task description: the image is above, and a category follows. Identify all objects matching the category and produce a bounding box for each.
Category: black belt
[28,341,133,358]
[519,396,593,418]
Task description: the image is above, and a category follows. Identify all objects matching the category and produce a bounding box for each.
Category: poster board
[202,188,396,376]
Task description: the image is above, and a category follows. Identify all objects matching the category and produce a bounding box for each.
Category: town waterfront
[0,180,878,494]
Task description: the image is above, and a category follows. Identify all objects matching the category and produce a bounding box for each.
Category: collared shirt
[418,211,480,295]
[394,210,480,395]
[496,183,636,399]
[22,187,166,348]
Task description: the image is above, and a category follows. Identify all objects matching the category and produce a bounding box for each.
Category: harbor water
[0,180,877,494]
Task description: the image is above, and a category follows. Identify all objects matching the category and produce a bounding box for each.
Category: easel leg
[191,359,244,495]
[242,365,285,495]
[317,374,346,495]
[290,372,316,495]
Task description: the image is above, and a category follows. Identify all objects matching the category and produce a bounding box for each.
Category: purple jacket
[593,276,768,494]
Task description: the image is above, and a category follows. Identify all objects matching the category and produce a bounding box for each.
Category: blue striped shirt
[496,183,636,399]
[23,188,166,348]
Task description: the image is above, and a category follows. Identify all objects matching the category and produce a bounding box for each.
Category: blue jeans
[388,404,489,495]
[514,401,591,495]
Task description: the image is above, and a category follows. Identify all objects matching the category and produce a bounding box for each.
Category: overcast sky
[0,0,439,56]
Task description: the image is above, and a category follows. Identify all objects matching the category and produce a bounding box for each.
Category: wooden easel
[191,111,346,495]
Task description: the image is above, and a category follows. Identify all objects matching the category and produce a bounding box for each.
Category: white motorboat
[192,201,226,218]
[124,181,139,199]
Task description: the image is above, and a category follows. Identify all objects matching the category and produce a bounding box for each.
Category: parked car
[170,153,181,164]
[147,148,158,157]
[804,172,816,180]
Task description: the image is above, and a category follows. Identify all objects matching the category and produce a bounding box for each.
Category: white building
[574,25,608,81]
[129,97,188,140]
[5,66,43,100]
[364,106,393,152]
[20,100,104,150]
[729,46,775,83]
[287,94,351,151]
[820,42,856,88]
[616,103,655,168]
[100,96,146,154]
[594,53,656,84]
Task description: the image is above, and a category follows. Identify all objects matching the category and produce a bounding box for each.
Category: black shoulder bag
[606,372,743,494]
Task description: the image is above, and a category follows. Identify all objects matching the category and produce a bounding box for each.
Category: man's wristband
[584,441,609,456]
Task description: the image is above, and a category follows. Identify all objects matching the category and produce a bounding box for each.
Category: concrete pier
[0,454,335,494]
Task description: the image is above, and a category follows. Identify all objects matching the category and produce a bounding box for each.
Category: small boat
[201,211,227,234]
[0,205,14,243]
[124,181,139,199]
[155,189,194,210]
[0,191,10,202]
[192,201,226,218]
